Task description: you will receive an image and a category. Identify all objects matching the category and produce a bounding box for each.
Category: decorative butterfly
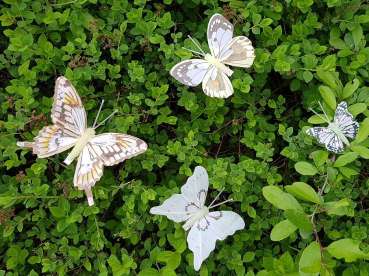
[170,13,255,98]
[150,166,244,271]
[17,76,148,206]
[306,101,359,153]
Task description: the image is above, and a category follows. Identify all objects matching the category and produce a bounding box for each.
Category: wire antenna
[94,110,118,129]
[318,101,331,122]
[93,100,105,128]
[208,198,233,209]
[187,35,206,56]
[208,188,225,208]
[182,47,204,57]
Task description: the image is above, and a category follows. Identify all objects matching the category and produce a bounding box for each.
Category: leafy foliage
[1,0,369,275]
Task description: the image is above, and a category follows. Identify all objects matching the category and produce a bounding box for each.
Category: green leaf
[295,161,318,176]
[285,182,322,204]
[342,79,360,99]
[303,71,313,83]
[334,152,358,167]
[348,103,366,116]
[355,118,369,143]
[316,70,341,90]
[326,239,369,262]
[270,219,297,241]
[262,186,303,211]
[156,251,181,270]
[299,241,321,273]
[284,209,313,232]
[351,145,369,159]
[319,85,336,110]
[308,114,327,124]
[323,198,354,216]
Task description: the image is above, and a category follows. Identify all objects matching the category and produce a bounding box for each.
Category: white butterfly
[306,101,359,153]
[17,76,148,206]
[170,13,255,98]
[150,166,244,271]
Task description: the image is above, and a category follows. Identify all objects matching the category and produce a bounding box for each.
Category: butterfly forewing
[334,101,359,139]
[187,210,245,271]
[89,133,148,166]
[52,76,87,137]
[180,166,209,208]
[207,14,234,58]
[170,59,211,87]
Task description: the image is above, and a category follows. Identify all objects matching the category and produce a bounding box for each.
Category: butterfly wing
[219,36,255,68]
[74,133,147,205]
[207,14,234,59]
[170,59,211,87]
[17,125,77,158]
[52,76,87,137]
[17,76,85,157]
[74,144,104,206]
[150,166,209,222]
[334,101,359,139]
[202,66,233,98]
[187,211,245,271]
[150,194,200,223]
[306,127,344,153]
[181,166,209,208]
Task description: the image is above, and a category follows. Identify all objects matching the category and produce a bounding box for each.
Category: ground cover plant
[1,0,369,275]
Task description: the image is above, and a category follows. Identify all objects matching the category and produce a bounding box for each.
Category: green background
[1,0,369,275]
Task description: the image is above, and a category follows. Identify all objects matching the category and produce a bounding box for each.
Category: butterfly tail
[85,188,94,206]
[17,141,35,148]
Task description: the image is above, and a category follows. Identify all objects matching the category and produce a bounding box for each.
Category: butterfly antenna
[187,35,206,56]
[208,198,234,209]
[208,188,225,208]
[318,101,331,122]
[309,107,329,124]
[182,47,204,57]
[94,109,118,129]
[93,99,105,128]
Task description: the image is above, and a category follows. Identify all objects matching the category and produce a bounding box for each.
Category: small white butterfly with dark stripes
[170,13,255,98]
[17,76,147,206]
[306,101,359,153]
[150,166,244,271]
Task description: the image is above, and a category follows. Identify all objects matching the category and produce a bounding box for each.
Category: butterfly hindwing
[74,133,148,205]
[307,127,344,153]
[202,66,234,98]
[187,211,245,271]
[334,101,359,139]
[220,36,255,68]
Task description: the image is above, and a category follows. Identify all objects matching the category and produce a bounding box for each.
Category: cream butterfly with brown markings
[170,13,255,98]
[17,76,148,206]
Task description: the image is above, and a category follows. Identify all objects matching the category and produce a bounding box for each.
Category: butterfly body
[328,122,350,146]
[204,54,233,76]
[183,206,209,231]
[64,127,96,165]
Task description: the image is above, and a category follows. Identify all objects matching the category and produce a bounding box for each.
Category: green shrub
[1,0,369,275]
